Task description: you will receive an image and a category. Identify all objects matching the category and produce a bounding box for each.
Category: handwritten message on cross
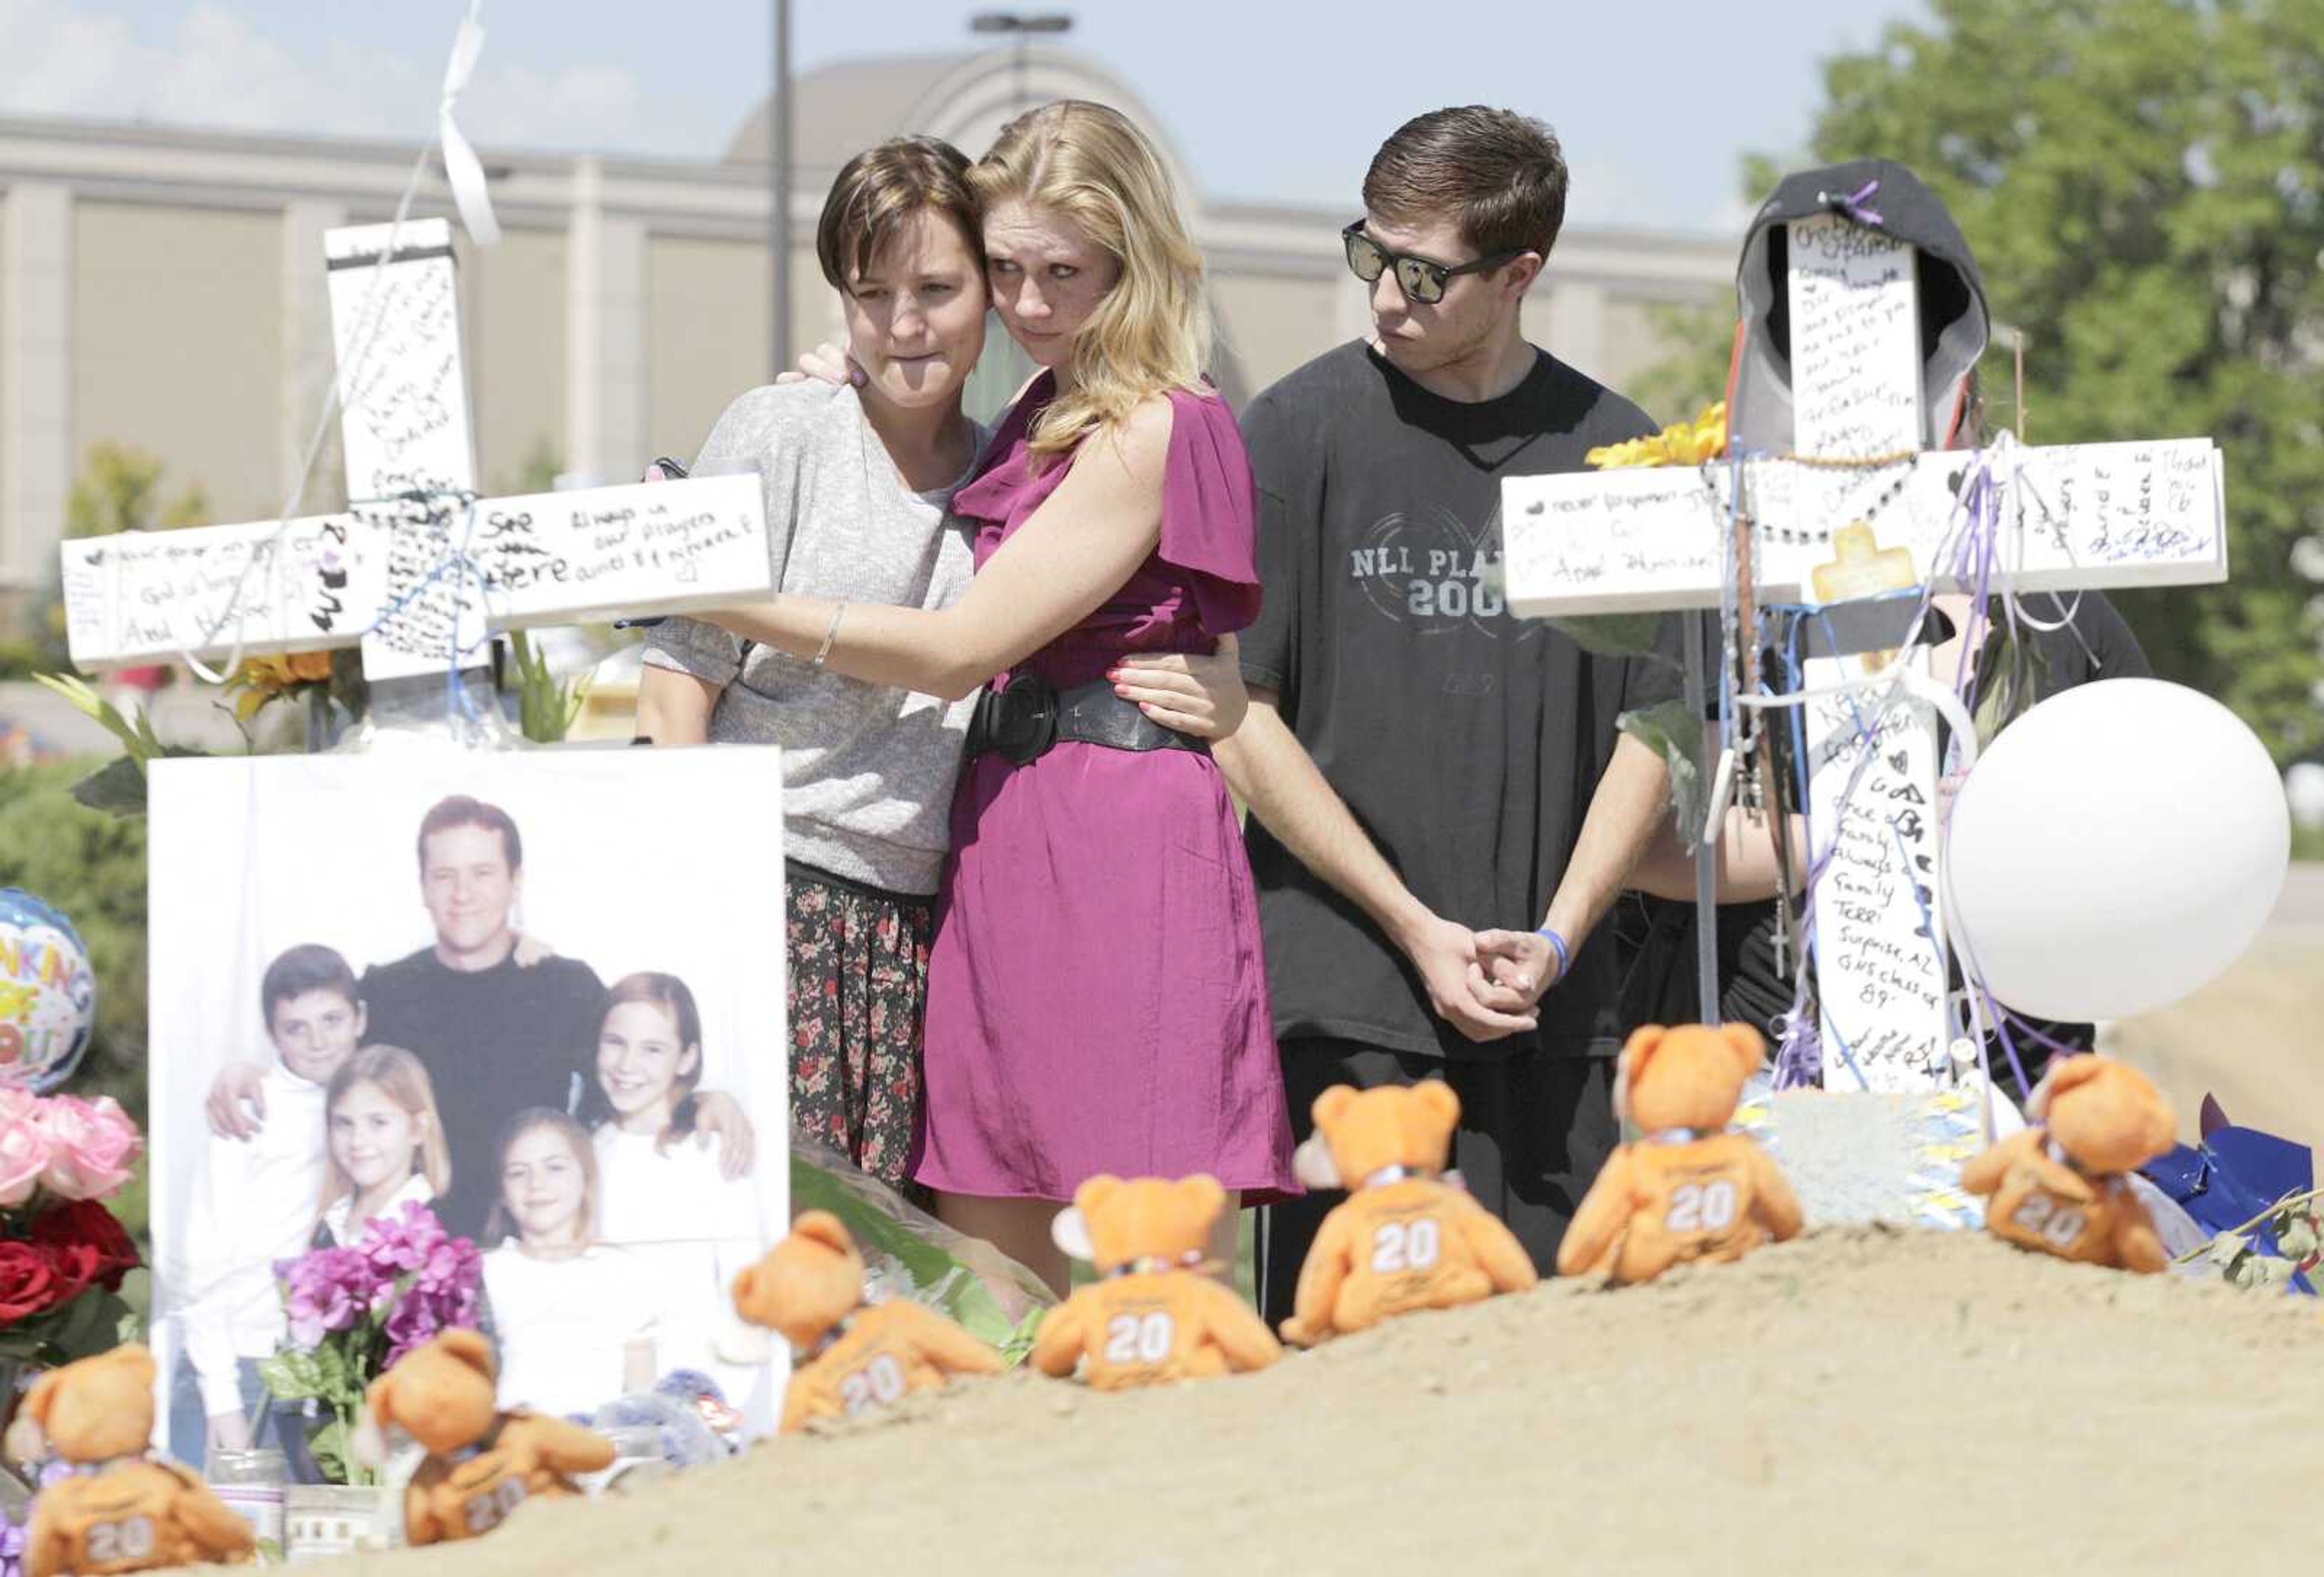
[1503,212,2227,1092]
[60,218,770,683]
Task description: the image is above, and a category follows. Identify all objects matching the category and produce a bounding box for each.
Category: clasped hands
[1404,915,1569,1043]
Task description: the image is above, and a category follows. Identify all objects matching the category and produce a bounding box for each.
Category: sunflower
[1586,401,1727,470]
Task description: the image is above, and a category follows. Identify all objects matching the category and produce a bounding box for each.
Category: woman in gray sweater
[636,139,1237,1190]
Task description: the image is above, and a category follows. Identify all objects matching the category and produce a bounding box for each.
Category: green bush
[0,758,148,1125]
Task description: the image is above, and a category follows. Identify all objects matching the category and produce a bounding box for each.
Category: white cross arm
[60,472,769,670]
[1500,438,2227,618]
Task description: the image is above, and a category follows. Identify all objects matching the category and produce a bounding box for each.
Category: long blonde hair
[970,100,1212,461]
[318,1045,451,1223]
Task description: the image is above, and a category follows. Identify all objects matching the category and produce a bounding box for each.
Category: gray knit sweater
[642,382,982,897]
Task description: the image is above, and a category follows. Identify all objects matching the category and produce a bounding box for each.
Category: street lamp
[770,0,793,379]
[969,11,1073,111]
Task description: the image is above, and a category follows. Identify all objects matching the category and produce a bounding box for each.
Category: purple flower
[276,1245,382,1348]
[376,1231,484,1366]
[359,1201,446,1276]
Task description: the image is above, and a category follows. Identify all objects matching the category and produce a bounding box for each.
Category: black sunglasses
[1341,221,1527,304]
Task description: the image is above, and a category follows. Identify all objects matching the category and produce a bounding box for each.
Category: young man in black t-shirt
[1213,108,1684,1317]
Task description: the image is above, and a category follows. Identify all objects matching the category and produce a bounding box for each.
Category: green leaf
[258,1349,327,1402]
[1546,614,1667,659]
[39,1289,131,1365]
[1619,698,1708,853]
[68,755,148,817]
[788,1153,1037,1358]
[306,1416,351,1487]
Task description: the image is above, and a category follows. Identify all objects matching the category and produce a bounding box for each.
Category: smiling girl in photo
[313,1046,448,1248]
[479,1108,664,1419]
[580,974,764,1392]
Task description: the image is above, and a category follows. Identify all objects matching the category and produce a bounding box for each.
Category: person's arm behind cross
[1213,693,1540,1043]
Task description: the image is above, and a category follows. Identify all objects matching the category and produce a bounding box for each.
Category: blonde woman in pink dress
[708,100,1296,1291]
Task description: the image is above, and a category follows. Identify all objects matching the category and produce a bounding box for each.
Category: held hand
[1472,928,1566,1009]
[207,1411,253,1454]
[775,341,862,388]
[1110,636,1248,740]
[205,1060,271,1141]
[511,931,559,969]
[1402,914,1538,1041]
[693,1090,758,1181]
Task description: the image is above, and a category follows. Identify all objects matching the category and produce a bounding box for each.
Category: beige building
[0,46,1731,622]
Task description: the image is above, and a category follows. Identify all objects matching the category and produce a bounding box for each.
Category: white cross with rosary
[1502,194,2226,1093]
[58,217,770,692]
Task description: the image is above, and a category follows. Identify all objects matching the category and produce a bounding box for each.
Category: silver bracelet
[812,602,847,668]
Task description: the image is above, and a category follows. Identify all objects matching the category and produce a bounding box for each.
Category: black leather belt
[965,673,1207,766]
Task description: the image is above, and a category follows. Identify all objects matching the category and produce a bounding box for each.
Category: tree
[1645,0,2324,762]
[8,444,212,671]
[62,441,209,539]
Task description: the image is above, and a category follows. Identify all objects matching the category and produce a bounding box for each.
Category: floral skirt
[786,865,932,1192]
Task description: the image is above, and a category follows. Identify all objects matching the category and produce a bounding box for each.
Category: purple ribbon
[1820,179,1884,228]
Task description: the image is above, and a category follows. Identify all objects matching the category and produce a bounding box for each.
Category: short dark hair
[415,794,522,874]
[816,136,981,292]
[260,943,359,1025]
[1362,107,1569,261]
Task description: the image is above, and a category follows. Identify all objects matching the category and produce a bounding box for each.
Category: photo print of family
[145,749,790,1458]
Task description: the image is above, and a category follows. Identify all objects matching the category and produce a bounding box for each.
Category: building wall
[471,226,567,491]
[1211,273,1344,401]
[646,233,771,464]
[1,195,13,575]
[71,202,281,527]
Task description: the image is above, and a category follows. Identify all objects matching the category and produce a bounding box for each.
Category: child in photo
[173,945,366,1464]
[313,1046,450,1248]
[480,1109,664,1420]
[580,974,766,1401]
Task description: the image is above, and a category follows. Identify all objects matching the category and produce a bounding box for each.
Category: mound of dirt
[377,1227,2322,1576]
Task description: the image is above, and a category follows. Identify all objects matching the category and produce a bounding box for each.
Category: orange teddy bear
[1034,1175,1280,1389]
[20,1344,255,1577]
[1557,1023,1804,1285]
[1281,1083,1537,1345]
[366,1328,615,1545]
[730,1210,1003,1434]
[1961,1054,2175,1273]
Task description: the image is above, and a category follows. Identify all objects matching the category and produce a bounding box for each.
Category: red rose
[31,1200,140,1293]
[40,1241,96,1305]
[0,1241,61,1322]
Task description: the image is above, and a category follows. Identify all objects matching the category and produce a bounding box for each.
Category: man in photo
[206,795,757,1239]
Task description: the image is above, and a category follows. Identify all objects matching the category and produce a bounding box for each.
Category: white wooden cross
[1503,212,2227,1093]
[59,217,770,684]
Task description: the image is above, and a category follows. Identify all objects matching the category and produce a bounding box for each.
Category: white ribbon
[438,7,502,247]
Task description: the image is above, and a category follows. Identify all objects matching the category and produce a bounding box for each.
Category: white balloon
[1944,678,2289,1023]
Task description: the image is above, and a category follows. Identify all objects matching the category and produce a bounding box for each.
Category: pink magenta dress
[912,375,1298,1203]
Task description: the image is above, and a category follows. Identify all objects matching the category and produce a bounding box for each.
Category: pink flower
[34,1095,141,1202]
[0,1104,51,1208]
[358,1200,447,1276]
[276,1246,380,1348]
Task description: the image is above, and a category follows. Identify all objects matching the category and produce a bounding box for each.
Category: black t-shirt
[359,947,605,1240]
[1239,339,1676,1062]
[1626,591,2153,1090]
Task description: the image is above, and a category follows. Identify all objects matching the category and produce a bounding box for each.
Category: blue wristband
[1534,926,1571,984]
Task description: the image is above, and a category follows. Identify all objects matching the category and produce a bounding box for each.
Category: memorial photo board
[146,747,788,1455]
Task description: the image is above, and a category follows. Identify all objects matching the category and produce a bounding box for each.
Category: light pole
[770,0,793,379]
[968,11,1074,112]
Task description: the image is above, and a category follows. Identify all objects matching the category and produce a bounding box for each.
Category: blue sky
[0,0,1928,233]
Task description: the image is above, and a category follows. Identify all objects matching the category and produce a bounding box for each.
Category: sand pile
[367,1226,2321,1576]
